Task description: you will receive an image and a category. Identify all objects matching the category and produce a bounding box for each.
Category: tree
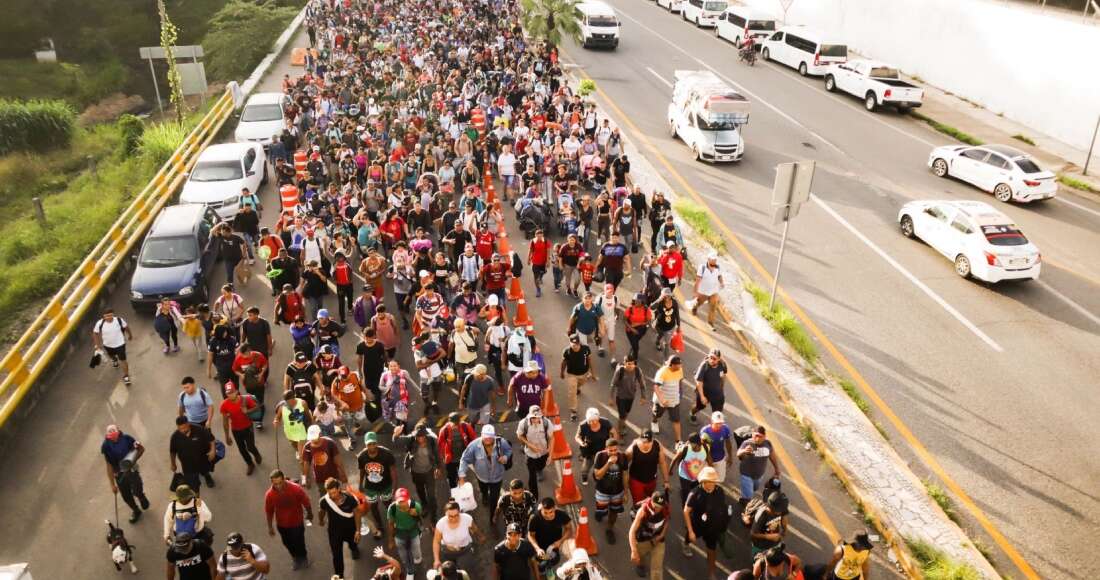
[520,0,583,48]
[157,0,187,124]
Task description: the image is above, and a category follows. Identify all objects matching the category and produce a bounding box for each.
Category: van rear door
[817,43,847,65]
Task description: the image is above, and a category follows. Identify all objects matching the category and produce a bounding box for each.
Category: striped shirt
[216,544,268,580]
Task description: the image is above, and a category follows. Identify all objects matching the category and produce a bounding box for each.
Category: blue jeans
[740,473,764,500]
[394,532,422,571]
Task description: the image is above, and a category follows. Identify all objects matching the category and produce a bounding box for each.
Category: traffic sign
[771,161,815,224]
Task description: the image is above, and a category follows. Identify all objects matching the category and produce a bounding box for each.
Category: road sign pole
[148,58,164,113]
[769,213,791,310]
[767,160,815,310]
[1084,113,1100,176]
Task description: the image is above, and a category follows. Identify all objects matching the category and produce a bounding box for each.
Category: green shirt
[387,500,424,539]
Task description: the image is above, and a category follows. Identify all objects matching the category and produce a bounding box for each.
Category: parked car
[761,25,847,76]
[927,144,1057,203]
[130,204,221,308]
[180,142,267,220]
[715,6,777,48]
[681,0,727,27]
[823,59,923,112]
[656,0,683,14]
[234,92,292,147]
[897,200,1041,282]
[578,1,621,48]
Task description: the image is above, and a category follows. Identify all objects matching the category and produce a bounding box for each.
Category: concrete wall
[743,0,1100,152]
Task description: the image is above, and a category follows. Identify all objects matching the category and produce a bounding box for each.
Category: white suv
[897,200,1041,283]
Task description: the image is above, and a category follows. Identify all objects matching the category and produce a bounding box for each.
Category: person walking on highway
[386,487,426,575]
[560,333,597,422]
[651,288,681,353]
[357,431,398,540]
[690,349,728,424]
[166,531,216,580]
[432,500,484,573]
[438,413,477,490]
[154,297,183,354]
[826,531,875,580]
[318,477,363,579]
[458,363,497,428]
[215,532,271,580]
[692,254,725,331]
[458,425,513,523]
[211,224,248,286]
[220,383,263,475]
[102,425,150,523]
[302,424,348,492]
[163,484,213,546]
[683,466,729,577]
[737,426,781,502]
[494,522,540,580]
[207,324,240,391]
[576,407,614,486]
[596,231,632,290]
[508,360,550,419]
[651,356,686,442]
[608,355,644,436]
[392,421,443,522]
[264,469,313,570]
[593,437,631,545]
[495,479,538,534]
[594,283,619,362]
[528,229,551,297]
[179,376,215,429]
[622,293,653,361]
[527,497,574,577]
[750,491,790,558]
[272,389,312,477]
[700,411,734,487]
[568,291,605,352]
[516,405,553,499]
[170,415,217,491]
[92,308,133,385]
[629,490,670,580]
[625,430,671,510]
[669,433,713,514]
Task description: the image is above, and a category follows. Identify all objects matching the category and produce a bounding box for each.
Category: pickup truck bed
[878,78,918,89]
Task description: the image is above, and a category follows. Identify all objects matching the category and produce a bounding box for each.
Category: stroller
[519,198,550,239]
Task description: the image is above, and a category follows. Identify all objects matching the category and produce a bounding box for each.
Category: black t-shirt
[494,539,537,580]
[285,362,317,386]
[239,318,272,353]
[527,509,571,549]
[593,450,630,496]
[169,425,214,473]
[750,507,785,552]
[686,486,729,535]
[166,543,215,580]
[561,345,591,376]
[320,491,360,533]
[217,234,244,262]
[578,418,613,458]
[208,336,238,373]
[301,270,327,298]
[313,319,344,347]
[356,340,388,388]
[356,447,396,491]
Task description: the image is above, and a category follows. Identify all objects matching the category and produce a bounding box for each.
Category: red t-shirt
[333,262,353,286]
[475,232,496,262]
[529,239,550,266]
[579,262,596,284]
[220,396,257,431]
[481,263,509,290]
[659,251,684,280]
[232,352,268,375]
[264,481,311,528]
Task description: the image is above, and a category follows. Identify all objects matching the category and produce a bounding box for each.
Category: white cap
[307,425,322,441]
[570,548,590,564]
[524,360,541,373]
[481,425,496,438]
[487,294,499,306]
[711,411,725,424]
[585,407,600,421]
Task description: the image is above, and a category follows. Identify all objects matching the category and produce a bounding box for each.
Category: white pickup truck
[823,59,923,113]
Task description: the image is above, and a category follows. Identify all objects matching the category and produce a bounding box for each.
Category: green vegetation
[923,480,958,524]
[520,0,583,47]
[1011,133,1035,146]
[140,119,191,164]
[0,99,76,155]
[797,420,818,451]
[0,60,129,109]
[911,112,984,146]
[578,79,597,98]
[746,281,818,364]
[838,377,871,415]
[673,200,727,253]
[1057,174,1098,194]
[202,0,301,81]
[906,539,982,580]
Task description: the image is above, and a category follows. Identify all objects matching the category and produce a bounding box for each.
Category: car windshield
[1014,157,1042,174]
[589,15,617,26]
[981,225,1029,247]
[697,116,739,130]
[190,160,243,182]
[820,44,847,57]
[869,67,900,79]
[748,20,776,31]
[139,236,198,267]
[704,1,726,11]
[241,103,283,122]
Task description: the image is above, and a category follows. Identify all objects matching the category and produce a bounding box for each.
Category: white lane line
[1035,279,1100,328]
[811,195,1005,352]
[1054,195,1100,219]
[646,66,672,88]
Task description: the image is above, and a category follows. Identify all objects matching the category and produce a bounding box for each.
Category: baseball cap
[364,431,379,444]
[506,522,523,534]
[524,360,540,373]
[395,488,411,502]
[224,381,237,394]
[307,425,322,441]
[698,466,720,482]
[585,407,600,421]
[528,405,542,418]
[641,429,654,440]
[295,352,308,362]
[317,309,330,318]
[226,532,245,549]
[665,240,676,247]
[711,411,725,424]
[481,424,496,438]
[568,334,580,344]
[173,532,195,549]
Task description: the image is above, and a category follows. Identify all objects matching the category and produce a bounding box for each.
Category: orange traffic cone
[550,416,572,460]
[507,275,524,301]
[279,184,299,213]
[543,386,560,418]
[574,507,599,555]
[293,150,308,181]
[497,232,512,255]
[555,459,582,505]
[513,298,531,326]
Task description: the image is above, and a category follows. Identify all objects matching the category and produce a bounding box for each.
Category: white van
[761,26,847,76]
[681,0,728,27]
[656,0,683,14]
[578,1,621,48]
[715,6,777,48]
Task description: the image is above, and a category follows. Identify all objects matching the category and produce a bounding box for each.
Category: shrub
[578,79,596,97]
[746,281,818,364]
[906,539,982,580]
[202,0,300,82]
[0,98,76,154]
[139,120,189,165]
[673,199,726,253]
[117,114,145,155]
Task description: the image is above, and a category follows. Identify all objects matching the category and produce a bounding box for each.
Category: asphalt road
[562,2,1100,578]
[0,28,901,580]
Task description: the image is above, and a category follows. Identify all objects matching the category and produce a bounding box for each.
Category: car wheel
[824,75,836,92]
[197,281,209,303]
[993,183,1014,203]
[669,121,677,138]
[762,48,770,61]
[954,254,972,278]
[260,162,269,185]
[735,35,741,47]
[798,62,808,76]
[899,215,915,239]
[865,92,877,111]
[692,145,703,162]
[931,158,948,177]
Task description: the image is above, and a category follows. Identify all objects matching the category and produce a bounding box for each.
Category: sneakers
[122,375,131,385]
[689,413,697,425]
[536,287,542,298]
[597,349,606,358]
[162,345,169,354]
[610,357,618,366]
[246,464,255,476]
[554,286,561,293]
[129,510,142,524]
[172,345,181,353]
[570,410,578,422]
[138,495,151,510]
[683,543,694,557]
[581,474,589,486]
[650,422,660,434]
[255,455,263,465]
[204,474,216,488]
[255,421,264,431]
[360,522,371,536]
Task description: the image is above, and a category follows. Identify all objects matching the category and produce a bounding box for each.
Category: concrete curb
[559,57,998,578]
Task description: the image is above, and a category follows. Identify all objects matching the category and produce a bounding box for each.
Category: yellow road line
[565,52,1039,578]
[1045,256,1100,288]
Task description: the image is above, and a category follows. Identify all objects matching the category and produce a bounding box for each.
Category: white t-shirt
[94,317,128,348]
[497,152,517,177]
[696,264,723,296]
[436,513,474,549]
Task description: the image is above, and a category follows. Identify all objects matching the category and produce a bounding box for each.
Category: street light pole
[1084,113,1100,176]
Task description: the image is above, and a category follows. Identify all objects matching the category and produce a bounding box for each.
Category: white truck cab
[578,1,621,49]
[667,70,750,162]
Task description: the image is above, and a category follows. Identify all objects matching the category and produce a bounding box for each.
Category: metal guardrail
[0,89,237,428]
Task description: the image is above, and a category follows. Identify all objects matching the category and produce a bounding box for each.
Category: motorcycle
[739,45,756,66]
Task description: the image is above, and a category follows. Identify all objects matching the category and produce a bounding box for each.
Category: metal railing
[0,88,237,428]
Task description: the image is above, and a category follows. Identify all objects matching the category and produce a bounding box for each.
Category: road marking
[646,66,672,88]
[1036,279,1100,328]
[562,50,1040,578]
[811,195,1004,352]
[1054,195,1100,219]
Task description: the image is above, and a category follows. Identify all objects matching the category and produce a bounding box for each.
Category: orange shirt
[331,374,365,412]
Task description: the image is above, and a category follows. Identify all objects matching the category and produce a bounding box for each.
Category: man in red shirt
[475,227,497,263]
[331,251,355,324]
[479,253,512,306]
[219,384,262,474]
[265,469,313,570]
[300,425,347,492]
[231,345,269,416]
[528,229,551,298]
[657,242,684,290]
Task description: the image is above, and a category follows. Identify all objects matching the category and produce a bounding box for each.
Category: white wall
[744,0,1100,152]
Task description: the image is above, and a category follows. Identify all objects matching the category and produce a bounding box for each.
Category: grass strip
[1011,133,1035,146]
[673,199,727,253]
[746,281,818,364]
[1057,174,1098,194]
[911,112,984,146]
[923,479,958,524]
[838,377,871,415]
[906,538,983,580]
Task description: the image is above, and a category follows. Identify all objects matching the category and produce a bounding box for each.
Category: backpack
[495,436,513,470]
[510,252,524,278]
[179,389,211,412]
[352,295,377,328]
[741,480,784,527]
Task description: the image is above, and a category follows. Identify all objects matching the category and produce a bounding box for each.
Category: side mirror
[246,170,256,177]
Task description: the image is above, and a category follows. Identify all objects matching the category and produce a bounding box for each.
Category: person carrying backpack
[162,484,213,546]
[92,309,134,385]
[215,532,271,580]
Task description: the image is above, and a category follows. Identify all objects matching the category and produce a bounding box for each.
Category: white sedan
[180,143,267,220]
[897,200,1041,282]
[927,144,1057,203]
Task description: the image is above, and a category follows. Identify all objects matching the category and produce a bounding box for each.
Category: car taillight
[813,53,820,65]
[984,251,1001,266]
[1024,179,1041,187]
[884,89,892,98]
